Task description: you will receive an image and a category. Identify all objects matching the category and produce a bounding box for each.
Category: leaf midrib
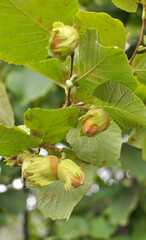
[9,0,50,34]
[100,105,146,125]
[77,56,106,82]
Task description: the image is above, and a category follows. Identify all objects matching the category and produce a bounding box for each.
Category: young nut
[81,108,110,137]
[48,22,79,59]
[57,159,84,191]
[22,155,59,188]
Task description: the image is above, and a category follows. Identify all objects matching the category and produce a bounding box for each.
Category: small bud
[22,155,59,188]
[66,80,74,88]
[81,108,110,137]
[48,22,79,59]
[57,159,84,190]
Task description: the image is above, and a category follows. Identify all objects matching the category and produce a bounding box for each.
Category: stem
[41,145,66,159]
[23,180,29,240]
[75,105,90,110]
[63,52,74,108]
[129,3,146,65]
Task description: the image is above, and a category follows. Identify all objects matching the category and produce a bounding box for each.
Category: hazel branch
[129,2,146,65]
[63,52,74,108]
[41,145,66,159]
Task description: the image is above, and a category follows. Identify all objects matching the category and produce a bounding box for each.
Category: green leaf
[37,158,93,220]
[105,188,138,226]
[132,53,146,85]
[0,189,26,214]
[128,127,146,149]
[0,159,20,184]
[0,80,14,127]
[93,81,146,129]
[120,144,146,181]
[142,136,146,160]
[0,125,41,157]
[111,237,132,240]
[71,86,96,104]
[0,0,79,65]
[74,29,137,94]
[134,80,146,103]
[57,216,89,239]
[132,215,146,240]
[67,121,122,168]
[27,58,69,88]
[74,11,128,49]
[24,107,79,145]
[128,127,146,160]
[90,216,116,239]
[6,67,53,105]
[111,0,139,12]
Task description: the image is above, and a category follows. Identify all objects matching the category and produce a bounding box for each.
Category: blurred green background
[0,1,146,240]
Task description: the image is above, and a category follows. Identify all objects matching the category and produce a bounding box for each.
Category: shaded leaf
[6,67,53,105]
[0,189,26,214]
[105,188,138,226]
[27,58,69,88]
[0,159,20,184]
[0,125,41,157]
[67,121,122,168]
[142,136,146,160]
[0,80,14,127]
[37,158,93,220]
[24,107,79,145]
[74,29,137,94]
[0,0,79,64]
[90,216,116,239]
[120,144,146,181]
[57,216,89,239]
[74,11,127,49]
[111,237,132,240]
[93,81,146,129]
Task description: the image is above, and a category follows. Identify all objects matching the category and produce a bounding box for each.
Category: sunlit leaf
[37,158,93,220]
[0,80,14,127]
[74,29,137,94]
[74,11,128,49]
[67,121,122,168]
[24,106,79,145]
[132,53,146,85]
[0,0,79,64]
[93,81,146,129]
[0,125,41,157]
[111,0,139,12]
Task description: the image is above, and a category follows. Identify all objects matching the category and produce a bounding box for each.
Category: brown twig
[41,145,62,153]
[41,145,66,159]
[63,52,74,108]
[75,105,90,110]
[129,18,146,65]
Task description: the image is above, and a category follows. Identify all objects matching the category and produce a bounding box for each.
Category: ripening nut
[22,155,59,188]
[48,22,79,59]
[81,108,110,137]
[57,159,84,190]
